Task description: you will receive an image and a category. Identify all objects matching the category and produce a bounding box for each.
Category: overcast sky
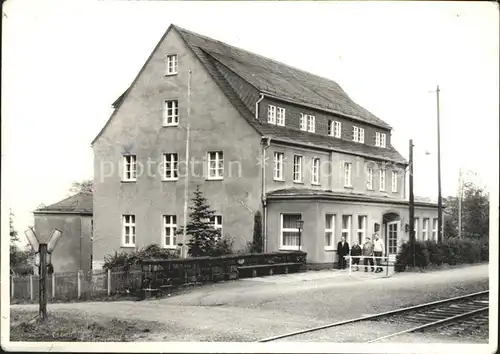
[2,1,498,233]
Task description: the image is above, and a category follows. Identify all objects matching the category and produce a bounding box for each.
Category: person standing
[336,236,350,270]
[362,236,375,272]
[350,240,362,271]
[373,233,385,273]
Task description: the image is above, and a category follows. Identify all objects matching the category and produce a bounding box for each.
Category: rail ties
[257,290,489,343]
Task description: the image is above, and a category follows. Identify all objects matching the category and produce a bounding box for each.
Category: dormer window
[376,132,387,148]
[328,120,342,138]
[166,54,178,75]
[268,105,276,124]
[268,105,285,126]
[300,113,315,132]
[353,126,364,143]
[276,107,285,126]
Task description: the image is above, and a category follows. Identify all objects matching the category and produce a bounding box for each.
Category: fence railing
[10,268,142,303]
[10,251,308,303]
[344,255,396,277]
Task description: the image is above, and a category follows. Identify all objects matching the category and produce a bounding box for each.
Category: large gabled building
[91,24,438,267]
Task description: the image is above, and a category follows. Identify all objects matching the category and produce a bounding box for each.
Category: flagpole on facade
[182,70,192,258]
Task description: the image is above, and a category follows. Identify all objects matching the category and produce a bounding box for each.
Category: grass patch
[10,309,158,342]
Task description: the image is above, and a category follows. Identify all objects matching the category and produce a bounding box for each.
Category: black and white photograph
[1,1,498,353]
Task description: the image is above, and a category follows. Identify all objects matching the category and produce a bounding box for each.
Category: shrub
[251,211,264,253]
[103,244,178,270]
[208,234,235,257]
[395,241,429,270]
[395,238,487,272]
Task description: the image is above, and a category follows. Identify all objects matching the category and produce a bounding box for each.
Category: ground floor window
[388,222,398,254]
[414,218,419,240]
[210,215,223,239]
[325,214,335,250]
[341,215,352,243]
[122,214,136,246]
[163,215,177,248]
[432,218,438,240]
[281,214,301,249]
[422,218,429,241]
[357,215,367,244]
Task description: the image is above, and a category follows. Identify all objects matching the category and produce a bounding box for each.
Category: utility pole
[458,168,462,239]
[182,70,192,259]
[409,139,415,268]
[436,85,443,243]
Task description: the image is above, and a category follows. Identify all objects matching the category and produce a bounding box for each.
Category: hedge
[395,238,488,272]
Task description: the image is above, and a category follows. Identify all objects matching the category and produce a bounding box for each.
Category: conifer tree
[179,186,220,257]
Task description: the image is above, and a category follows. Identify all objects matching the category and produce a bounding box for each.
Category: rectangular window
[267,105,276,124]
[357,215,367,244]
[311,158,320,184]
[276,107,286,126]
[375,132,381,147]
[381,133,387,148]
[414,218,419,240]
[325,214,335,250]
[164,100,179,126]
[388,223,398,254]
[299,113,307,131]
[341,215,352,243]
[281,214,302,249]
[422,218,429,241]
[328,120,341,137]
[210,215,223,239]
[334,121,342,138]
[307,115,315,132]
[392,170,398,192]
[166,54,178,75]
[163,215,177,248]
[163,153,178,180]
[293,155,303,182]
[432,218,438,240]
[123,155,137,181]
[353,126,359,142]
[380,168,386,191]
[207,151,224,180]
[344,162,352,187]
[367,167,373,190]
[274,152,284,180]
[122,215,136,246]
[353,126,365,143]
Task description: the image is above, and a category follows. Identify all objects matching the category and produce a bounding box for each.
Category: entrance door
[387,221,399,262]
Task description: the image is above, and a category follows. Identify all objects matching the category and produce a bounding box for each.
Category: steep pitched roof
[34,192,93,215]
[174,26,406,164]
[174,26,391,129]
[95,24,406,164]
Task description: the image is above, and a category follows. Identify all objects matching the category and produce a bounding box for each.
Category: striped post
[77,270,81,299]
[107,268,111,296]
[29,275,34,301]
[52,273,56,298]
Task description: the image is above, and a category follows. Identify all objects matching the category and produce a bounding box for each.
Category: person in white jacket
[373,233,384,273]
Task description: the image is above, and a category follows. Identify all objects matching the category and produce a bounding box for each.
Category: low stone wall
[139,251,307,296]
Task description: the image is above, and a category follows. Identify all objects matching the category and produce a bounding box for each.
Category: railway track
[258,290,489,342]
